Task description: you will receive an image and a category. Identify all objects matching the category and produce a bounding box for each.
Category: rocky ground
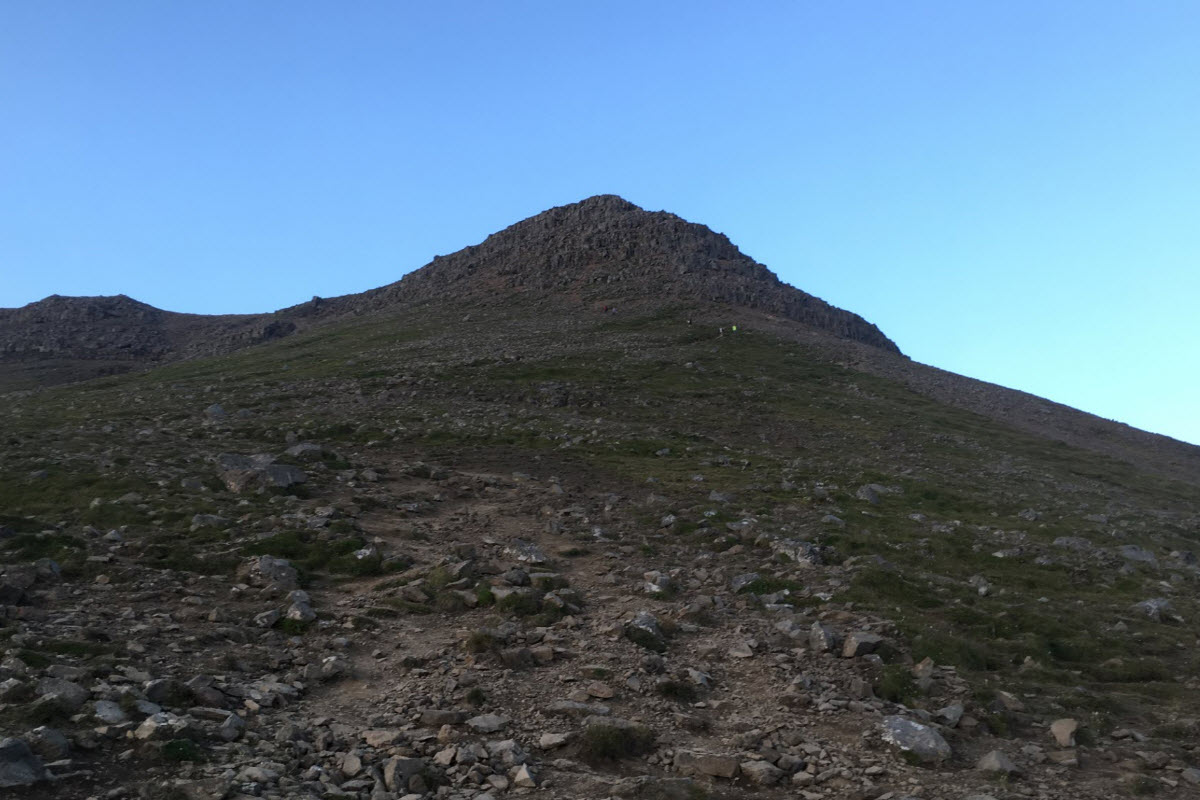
[2,304,1199,799]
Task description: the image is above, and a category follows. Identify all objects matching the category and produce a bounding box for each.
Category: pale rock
[1051,718,1078,747]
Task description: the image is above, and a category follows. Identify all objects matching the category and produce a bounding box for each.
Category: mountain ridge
[0,195,899,386]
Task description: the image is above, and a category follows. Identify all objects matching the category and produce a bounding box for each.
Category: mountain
[0,195,897,389]
[2,198,1199,799]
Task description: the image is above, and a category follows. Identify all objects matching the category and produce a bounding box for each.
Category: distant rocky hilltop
[0,195,898,389]
[328,195,900,353]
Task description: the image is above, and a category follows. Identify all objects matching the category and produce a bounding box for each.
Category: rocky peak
[365,195,901,353]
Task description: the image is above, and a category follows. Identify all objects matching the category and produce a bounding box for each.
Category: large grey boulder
[0,738,47,787]
[1132,597,1174,622]
[238,555,299,591]
[35,678,90,712]
[381,756,426,792]
[880,716,951,763]
[1118,545,1158,567]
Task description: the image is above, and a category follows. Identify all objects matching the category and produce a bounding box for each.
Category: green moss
[162,739,205,762]
[655,680,698,703]
[464,630,500,653]
[496,592,544,617]
[2,533,84,562]
[578,723,655,761]
[276,617,313,636]
[875,665,917,704]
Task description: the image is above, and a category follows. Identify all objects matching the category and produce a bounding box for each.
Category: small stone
[935,703,964,727]
[1051,718,1078,747]
[728,642,754,659]
[977,750,1019,774]
[586,682,614,699]
[466,714,510,734]
[94,700,128,724]
[361,729,404,747]
[539,732,571,749]
[511,764,538,788]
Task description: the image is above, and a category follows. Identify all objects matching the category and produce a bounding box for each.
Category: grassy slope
[3,301,1198,733]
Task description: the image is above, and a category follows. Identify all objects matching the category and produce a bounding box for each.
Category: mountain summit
[0,196,899,388]
[350,195,900,353]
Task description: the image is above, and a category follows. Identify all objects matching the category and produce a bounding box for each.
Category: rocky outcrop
[340,195,900,353]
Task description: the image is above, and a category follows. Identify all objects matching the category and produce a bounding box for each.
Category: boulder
[25,727,69,761]
[809,622,840,653]
[381,756,426,792]
[0,738,47,788]
[842,631,883,658]
[880,716,951,763]
[740,760,784,785]
[238,555,299,591]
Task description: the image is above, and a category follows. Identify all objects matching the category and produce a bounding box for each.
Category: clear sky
[2,2,1198,445]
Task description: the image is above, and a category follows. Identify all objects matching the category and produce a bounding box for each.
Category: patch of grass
[475,583,496,607]
[533,574,569,591]
[162,739,205,762]
[497,592,544,617]
[276,617,313,636]
[39,639,113,658]
[15,649,52,669]
[465,687,487,707]
[875,665,918,704]
[433,591,468,613]
[1087,658,1170,684]
[2,532,84,562]
[243,530,382,577]
[736,576,803,595]
[655,680,698,704]
[425,565,453,590]
[382,598,432,615]
[578,723,655,761]
[465,630,501,654]
[844,566,944,610]
[1129,776,1160,795]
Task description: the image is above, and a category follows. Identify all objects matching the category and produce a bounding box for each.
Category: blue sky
[2,2,1198,445]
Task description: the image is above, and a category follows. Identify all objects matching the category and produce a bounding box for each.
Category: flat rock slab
[674,750,740,778]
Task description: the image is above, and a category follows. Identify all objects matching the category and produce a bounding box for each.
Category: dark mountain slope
[308,195,899,353]
[0,195,897,391]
